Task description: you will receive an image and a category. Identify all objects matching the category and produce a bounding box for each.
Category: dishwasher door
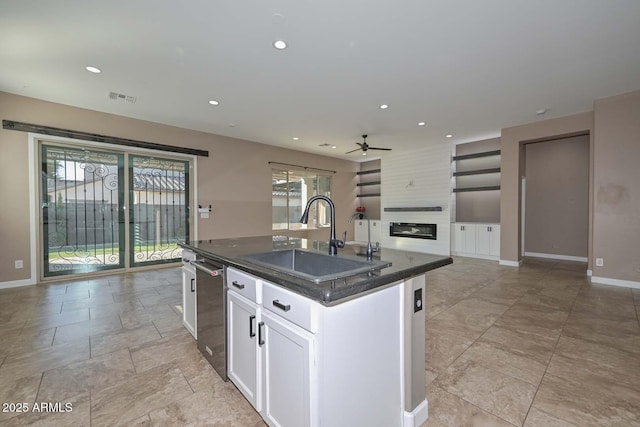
[193,259,228,381]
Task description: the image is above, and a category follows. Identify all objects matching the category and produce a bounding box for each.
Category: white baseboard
[404,399,428,427]
[499,259,522,267]
[587,269,593,277]
[524,252,588,263]
[591,276,640,290]
[0,278,36,290]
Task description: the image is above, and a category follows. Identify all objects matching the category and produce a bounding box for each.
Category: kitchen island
[179,235,452,427]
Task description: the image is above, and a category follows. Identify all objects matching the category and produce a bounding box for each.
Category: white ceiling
[1,1,640,161]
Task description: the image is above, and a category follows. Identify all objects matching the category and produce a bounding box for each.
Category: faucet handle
[342,230,347,242]
[372,242,380,253]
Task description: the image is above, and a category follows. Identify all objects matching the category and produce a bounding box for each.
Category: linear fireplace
[389,222,437,240]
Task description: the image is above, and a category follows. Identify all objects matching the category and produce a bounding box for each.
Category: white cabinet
[451,223,477,255]
[228,291,261,410]
[261,309,314,427]
[181,250,197,338]
[371,220,382,244]
[451,223,500,260]
[354,219,382,244]
[476,224,500,258]
[226,267,420,427]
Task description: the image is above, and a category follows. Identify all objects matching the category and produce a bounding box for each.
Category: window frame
[271,168,333,231]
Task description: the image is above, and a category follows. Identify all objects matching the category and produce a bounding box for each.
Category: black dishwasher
[191,258,228,381]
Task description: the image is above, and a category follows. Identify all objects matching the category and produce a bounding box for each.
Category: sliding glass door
[129,155,189,267]
[42,145,125,276]
[41,144,190,278]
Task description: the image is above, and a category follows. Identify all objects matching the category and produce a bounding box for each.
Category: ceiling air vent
[107,91,137,104]
[318,143,330,147]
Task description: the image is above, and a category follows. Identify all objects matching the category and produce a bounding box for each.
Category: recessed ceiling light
[331,145,337,149]
[85,66,101,73]
[273,40,287,50]
[379,104,389,110]
[536,108,548,115]
[362,152,367,156]
[209,100,219,106]
[418,122,426,126]
[445,134,453,138]
[293,136,299,141]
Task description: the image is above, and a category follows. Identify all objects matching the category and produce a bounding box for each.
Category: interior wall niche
[454,137,501,223]
[524,134,589,259]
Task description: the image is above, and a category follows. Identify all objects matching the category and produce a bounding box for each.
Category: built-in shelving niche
[452,150,501,192]
[452,138,501,224]
[356,168,381,198]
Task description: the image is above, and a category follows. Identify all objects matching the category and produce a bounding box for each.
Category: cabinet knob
[232,280,245,290]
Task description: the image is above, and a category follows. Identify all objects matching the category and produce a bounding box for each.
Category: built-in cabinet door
[489,225,500,257]
[354,219,382,244]
[354,220,367,242]
[452,223,477,254]
[476,224,500,257]
[181,267,197,338]
[261,309,314,427]
[370,220,382,244]
[228,291,261,410]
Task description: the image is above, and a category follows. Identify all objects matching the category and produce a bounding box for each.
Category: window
[272,169,332,230]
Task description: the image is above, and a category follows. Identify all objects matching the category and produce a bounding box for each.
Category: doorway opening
[521,134,589,263]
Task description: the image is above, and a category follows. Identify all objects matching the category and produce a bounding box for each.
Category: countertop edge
[179,240,452,305]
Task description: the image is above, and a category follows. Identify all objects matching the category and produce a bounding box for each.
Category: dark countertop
[179,236,452,306]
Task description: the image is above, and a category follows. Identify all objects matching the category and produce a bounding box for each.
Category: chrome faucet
[348,212,380,261]
[300,195,345,255]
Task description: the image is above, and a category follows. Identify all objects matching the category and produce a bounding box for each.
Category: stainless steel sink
[240,249,391,283]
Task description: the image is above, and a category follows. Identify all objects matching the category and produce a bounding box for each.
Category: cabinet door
[462,224,477,253]
[452,223,476,254]
[181,267,197,338]
[489,225,501,257]
[354,220,367,243]
[475,224,500,257]
[476,225,492,256]
[370,220,382,244]
[261,310,314,427]
[228,291,261,410]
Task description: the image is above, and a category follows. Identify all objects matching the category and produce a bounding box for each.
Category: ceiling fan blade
[368,147,392,151]
[345,148,361,154]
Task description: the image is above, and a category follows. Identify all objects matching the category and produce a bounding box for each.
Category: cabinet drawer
[227,267,261,303]
[262,281,317,333]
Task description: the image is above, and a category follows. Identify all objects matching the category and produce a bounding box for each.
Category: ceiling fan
[345,135,392,155]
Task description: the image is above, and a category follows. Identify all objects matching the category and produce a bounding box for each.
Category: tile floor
[0,257,638,426]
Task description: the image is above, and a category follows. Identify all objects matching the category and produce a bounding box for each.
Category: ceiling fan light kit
[345,135,392,154]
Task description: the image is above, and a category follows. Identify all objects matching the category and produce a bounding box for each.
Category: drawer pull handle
[272,299,291,312]
[249,315,256,338]
[190,278,195,293]
[258,321,265,346]
[232,281,245,290]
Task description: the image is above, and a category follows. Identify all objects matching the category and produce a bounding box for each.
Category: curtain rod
[268,161,336,174]
[2,120,209,157]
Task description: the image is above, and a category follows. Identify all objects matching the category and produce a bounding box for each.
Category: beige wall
[524,135,589,258]
[0,92,359,284]
[593,90,640,282]
[500,112,594,266]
